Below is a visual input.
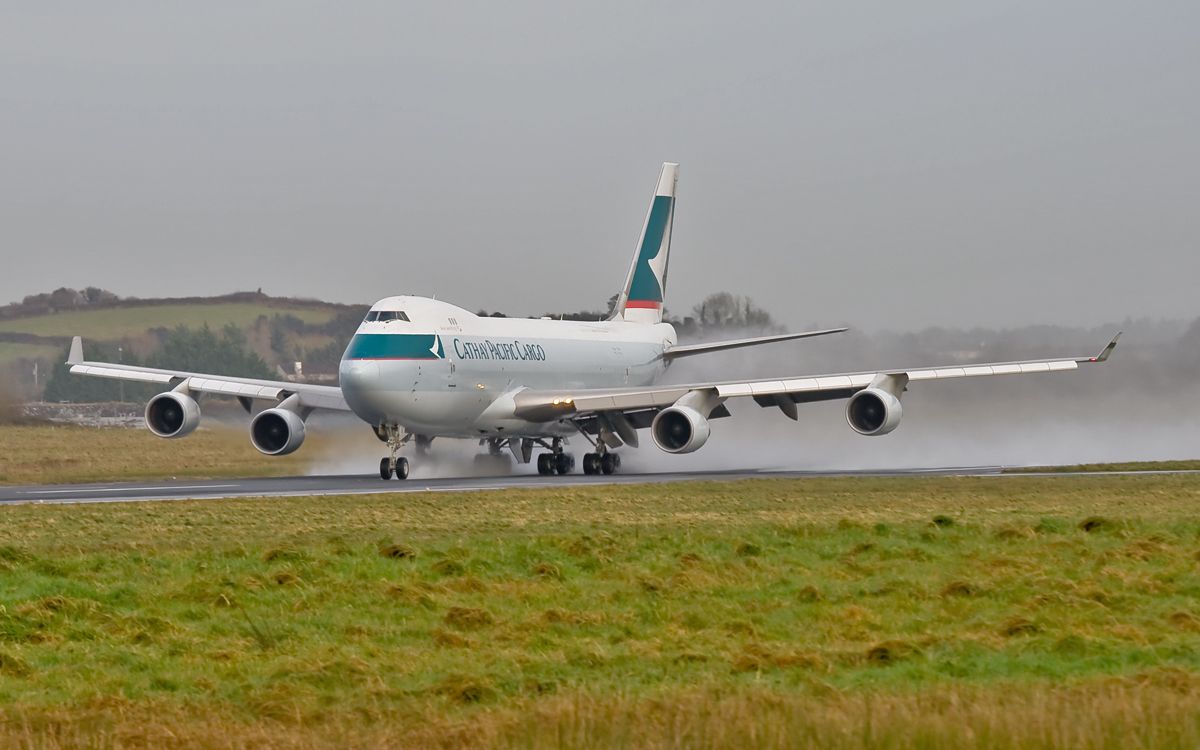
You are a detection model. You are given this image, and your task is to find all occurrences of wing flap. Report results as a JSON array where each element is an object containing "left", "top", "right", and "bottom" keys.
[{"left": 70, "top": 364, "right": 174, "bottom": 385}]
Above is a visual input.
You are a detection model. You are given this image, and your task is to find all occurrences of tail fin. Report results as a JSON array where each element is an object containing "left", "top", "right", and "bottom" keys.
[{"left": 612, "top": 162, "right": 678, "bottom": 324}]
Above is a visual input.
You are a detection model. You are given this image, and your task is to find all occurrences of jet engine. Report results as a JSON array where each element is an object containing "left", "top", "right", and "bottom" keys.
[
  {"left": 144, "top": 392, "right": 201, "bottom": 438},
  {"left": 846, "top": 388, "right": 903, "bottom": 436},
  {"left": 651, "top": 405, "right": 711, "bottom": 454},
  {"left": 250, "top": 407, "right": 307, "bottom": 456}
]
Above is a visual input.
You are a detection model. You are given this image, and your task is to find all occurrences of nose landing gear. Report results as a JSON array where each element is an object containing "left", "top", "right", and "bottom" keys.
[
  {"left": 380, "top": 456, "right": 410, "bottom": 480},
  {"left": 378, "top": 423, "right": 411, "bottom": 480}
]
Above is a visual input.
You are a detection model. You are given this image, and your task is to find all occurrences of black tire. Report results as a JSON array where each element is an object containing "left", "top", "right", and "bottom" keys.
[
  {"left": 555, "top": 453, "right": 574, "bottom": 475},
  {"left": 583, "top": 453, "right": 600, "bottom": 475},
  {"left": 537, "top": 453, "right": 554, "bottom": 475},
  {"left": 601, "top": 453, "right": 618, "bottom": 475},
  {"left": 395, "top": 457, "right": 410, "bottom": 480},
  {"left": 379, "top": 458, "right": 393, "bottom": 480}
]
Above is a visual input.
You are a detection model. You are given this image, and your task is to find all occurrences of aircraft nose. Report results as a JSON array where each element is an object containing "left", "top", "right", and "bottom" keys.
[
  {"left": 339, "top": 358, "right": 386, "bottom": 423},
  {"left": 340, "top": 359, "right": 380, "bottom": 391}
]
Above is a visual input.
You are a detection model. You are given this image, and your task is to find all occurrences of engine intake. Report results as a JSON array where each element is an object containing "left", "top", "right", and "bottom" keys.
[
  {"left": 846, "top": 388, "right": 903, "bottom": 436},
  {"left": 250, "top": 408, "right": 307, "bottom": 456},
  {"left": 145, "top": 392, "right": 201, "bottom": 438},
  {"left": 651, "top": 405, "right": 711, "bottom": 454}
]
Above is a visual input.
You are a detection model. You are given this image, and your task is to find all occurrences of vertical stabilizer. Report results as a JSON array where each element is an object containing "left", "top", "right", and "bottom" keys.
[{"left": 613, "top": 162, "right": 677, "bottom": 324}]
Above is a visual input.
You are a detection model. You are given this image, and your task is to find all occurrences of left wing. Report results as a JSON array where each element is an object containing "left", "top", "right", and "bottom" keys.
[
  {"left": 511, "top": 333, "right": 1121, "bottom": 439},
  {"left": 662, "top": 327, "right": 848, "bottom": 360},
  {"left": 66, "top": 336, "right": 349, "bottom": 411}
]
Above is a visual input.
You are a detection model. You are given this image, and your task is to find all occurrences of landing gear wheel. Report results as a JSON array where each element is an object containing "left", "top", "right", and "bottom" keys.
[
  {"left": 601, "top": 453, "right": 619, "bottom": 475},
  {"left": 555, "top": 453, "right": 575, "bottom": 475},
  {"left": 380, "top": 424, "right": 410, "bottom": 481},
  {"left": 582, "top": 453, "right": 601, "bottom": 475},
  {"left": 537, "top": 453, "right": 554, "bottom": 475}
]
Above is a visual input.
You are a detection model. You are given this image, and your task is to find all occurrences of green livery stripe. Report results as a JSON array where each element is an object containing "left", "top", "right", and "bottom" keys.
[
  {"left": 627, "top": 194, "right": 673, "bottom": 303},
  {"left": 343, "top": 333, "right": 442, "bottom": 360}
]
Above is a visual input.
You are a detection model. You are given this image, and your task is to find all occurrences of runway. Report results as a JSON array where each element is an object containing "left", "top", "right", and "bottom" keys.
[
  {"left": 0, "top": 466, "right": 1016, "bottom": 505},
  {"left": 3, "top": 464, "right": 1194, "bottom": 505}
]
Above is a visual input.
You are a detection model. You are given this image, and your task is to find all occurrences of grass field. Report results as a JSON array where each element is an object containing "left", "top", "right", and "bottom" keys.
[
  {"left": 1010, "top": 460, "right": 1200, "bottom": 473},
  {"left": 0, "top": 424, "right": 335, "bottom": 485},
  {"left": 0, "top": 474, "right": 1198, "bottom": 748},
  {"left": 0, "top": 341, "right": 62, "bottom": 363},
  {"left": 0, "top": 302, "right": 339, "bottom": 340}
]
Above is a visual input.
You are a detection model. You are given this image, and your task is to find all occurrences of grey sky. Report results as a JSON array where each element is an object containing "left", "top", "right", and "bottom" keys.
[{"left": 2, "top": 1, "right": 1196, "bottom": 330}]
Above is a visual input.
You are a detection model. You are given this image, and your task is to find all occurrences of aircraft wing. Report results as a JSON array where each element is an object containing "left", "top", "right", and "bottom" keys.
[
  {"left": 512, "top": 333, "right": 1121, "bottom": 438},
  {"left": 65, "top": 336, "right": 350, "bottom": 411},
  {"left": 661, "top": 327, "right": 848, "bottom": 360}
]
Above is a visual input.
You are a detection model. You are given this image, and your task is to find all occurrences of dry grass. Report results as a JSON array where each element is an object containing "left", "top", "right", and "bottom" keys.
[
  {"left": 0, "top": 424, "right": 339, "bottom": 484},
  {"left": 1009, "top": 459, "right": 1200, "bottom": 473},
  {"left": 0, "top": 474, "right": 1198, "bottom": 747},
  {"left": 1, "top": 679, "right": 1197, "bottom": 749}
]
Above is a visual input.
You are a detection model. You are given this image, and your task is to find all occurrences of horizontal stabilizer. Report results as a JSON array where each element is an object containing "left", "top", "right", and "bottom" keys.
[{"left": 662, "top": 327, "right": 848, "bottom": 361}]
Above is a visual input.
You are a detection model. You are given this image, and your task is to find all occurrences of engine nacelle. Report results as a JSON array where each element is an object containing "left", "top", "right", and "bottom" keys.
[
  {"left": 145, "top": 392, "right": 201, "bottom": 438},
  {"left": 846, "top": 388, "right": 903, "bottom": 436},
  {"left": 651, "top": 405, "right": 712, "bottom": 454},
  {"left": 250, "top": 408, "right": 307, "bottom": 456}
]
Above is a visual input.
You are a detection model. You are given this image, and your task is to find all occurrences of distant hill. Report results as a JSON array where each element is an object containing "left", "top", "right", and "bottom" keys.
[{"left": 0, "top": 288, "right": 367, "bottom": 399}]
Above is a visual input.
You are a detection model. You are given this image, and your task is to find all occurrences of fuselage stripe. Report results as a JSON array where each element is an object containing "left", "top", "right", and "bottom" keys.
[{"left": 342, "top": 333, "right": 442, "bottom": 361}]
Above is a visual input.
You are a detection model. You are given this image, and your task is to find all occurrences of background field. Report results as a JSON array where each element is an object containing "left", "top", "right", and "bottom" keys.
[
  {"left": 0, "top": 474, "right": 1197, "bottom": 748},
  {"left": 0, "top": 424, "right": 340, "bottom": 485},
  {"left": 0, "top": 302, "right": 338, "bottom": 340},
  {"left": 0, "top": 294, "right": 361, "bottom": 401}
]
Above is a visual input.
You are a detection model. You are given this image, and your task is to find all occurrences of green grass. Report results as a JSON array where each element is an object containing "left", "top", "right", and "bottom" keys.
[
  {"left": 0, "top": 475, "right": 1198, "bottom": 747},
  {"left": 0, "top": 341, "right": 62, "bottom": 373},
  {"left": 0, "top": 341, "right": 62, "bottom": 362},
  {"left": 0, "top": 302, "right": 338, "bottom": 339}
]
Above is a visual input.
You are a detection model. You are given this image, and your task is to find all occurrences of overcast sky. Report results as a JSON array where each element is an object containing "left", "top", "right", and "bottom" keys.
[{"left": 1, "top": 1, "right": 1196, "bottom": 330}]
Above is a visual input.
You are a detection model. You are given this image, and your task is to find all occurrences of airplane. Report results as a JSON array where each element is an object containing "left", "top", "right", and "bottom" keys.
[{"left": 66, "top": 162, "right": 1121, "bottom": 480}]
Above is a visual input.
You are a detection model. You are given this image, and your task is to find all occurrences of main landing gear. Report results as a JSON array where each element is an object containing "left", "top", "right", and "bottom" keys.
[
  {"left": 536, "top": 452, "right": 575, "bottom": 475},
  {"left": 378, "top": 423, "right": 411, "bottom": 480},
  {"left": 533, "top": 438, "right": 622, "bottom": 476},
  {"left": 535, "top": 437, "right": 575, "bottom": 475},
  {"left": 582, "top": 451, "right": 620, "bottom": 475}
]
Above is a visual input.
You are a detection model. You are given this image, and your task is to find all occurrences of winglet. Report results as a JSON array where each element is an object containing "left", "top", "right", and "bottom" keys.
[
  {"left": 67, "top": 336, "right": 83, "bottom": 365},
  {"left": 1089, "top": 332, "right": 1121, "bottom": 363}
]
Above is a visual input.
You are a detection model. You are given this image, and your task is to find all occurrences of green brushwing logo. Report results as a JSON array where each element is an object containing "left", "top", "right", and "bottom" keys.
[{"left": 627, "top": 195, "right": 673, "bottom": 305}]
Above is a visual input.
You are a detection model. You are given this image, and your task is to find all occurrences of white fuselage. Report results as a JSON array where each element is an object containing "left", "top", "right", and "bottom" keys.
[{"left": 338, "top": 296, "right": 676, "bottom": 438}]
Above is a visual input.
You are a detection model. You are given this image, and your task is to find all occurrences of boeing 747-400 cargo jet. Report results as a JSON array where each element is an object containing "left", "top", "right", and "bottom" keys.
[{"left": 67, "top": 163, "right": 1120, "bottom": 479}]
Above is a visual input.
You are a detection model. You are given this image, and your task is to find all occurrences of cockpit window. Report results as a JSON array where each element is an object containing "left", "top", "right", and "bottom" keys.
[{"left": 365, "top": 310, "right": 410, "bottom": 323}]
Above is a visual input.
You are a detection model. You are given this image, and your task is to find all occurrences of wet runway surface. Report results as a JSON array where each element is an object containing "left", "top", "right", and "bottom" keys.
[
  {"left": 2, "top": 465, "right": 1194, "bottom": 505},
  {"left": 0, "top": 466, "right": 1007, "bottom": 505}
]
